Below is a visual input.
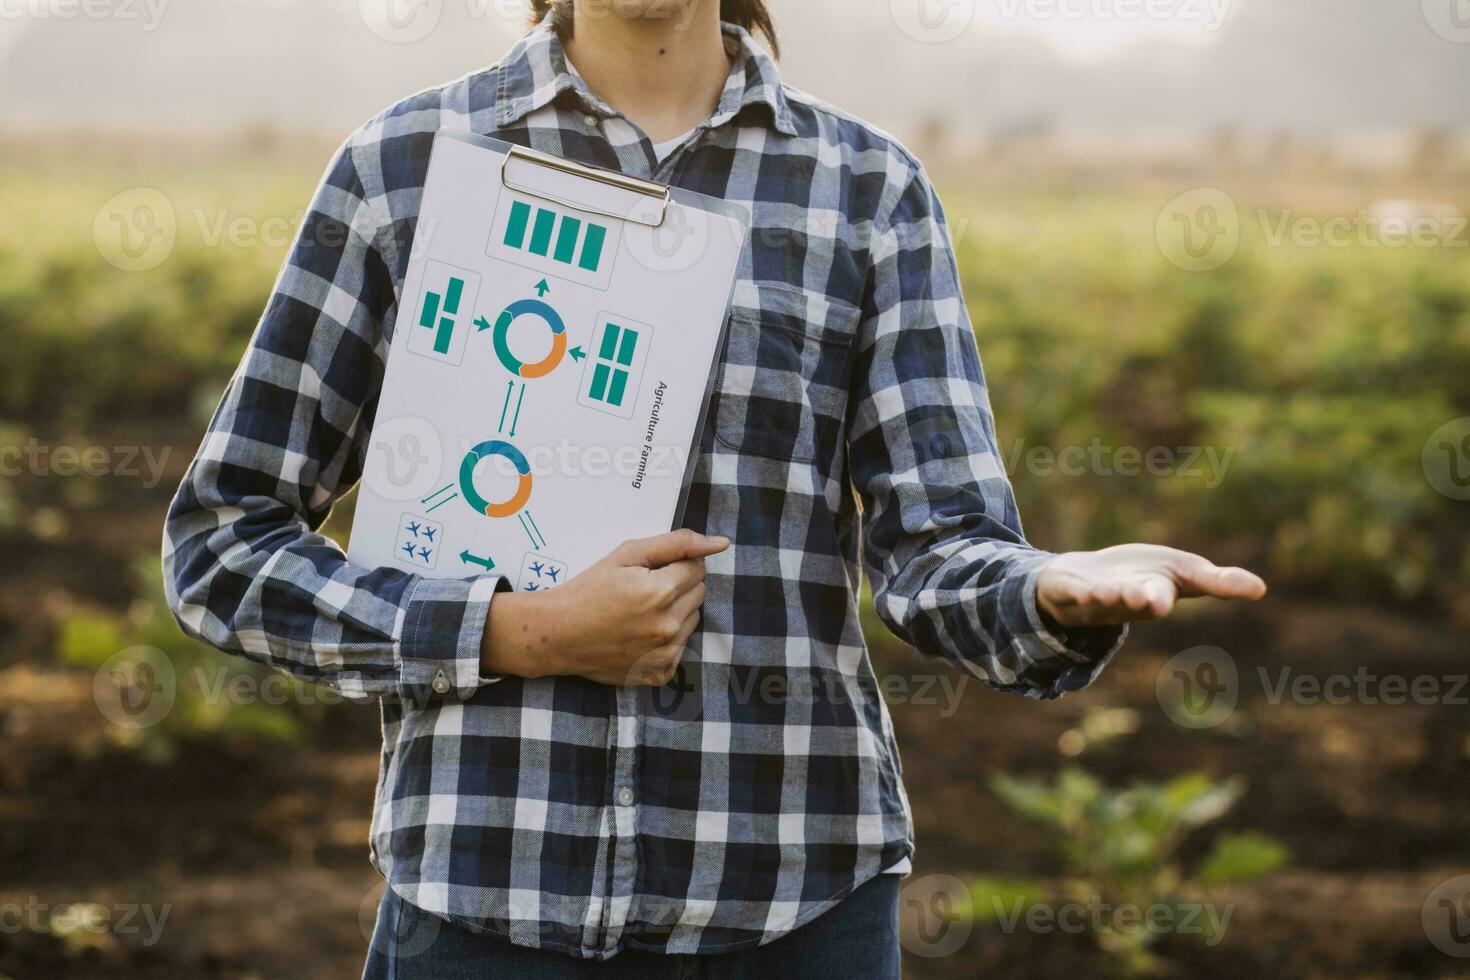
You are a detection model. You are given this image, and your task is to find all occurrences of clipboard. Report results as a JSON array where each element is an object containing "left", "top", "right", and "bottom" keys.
[{"left": 347, "top": 130, "right": 749, "bottom": 595}]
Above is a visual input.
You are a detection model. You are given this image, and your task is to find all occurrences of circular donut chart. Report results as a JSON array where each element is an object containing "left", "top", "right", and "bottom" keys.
[
  {"left": 493, "top": 298, "right": 567, "bottom": 379},
  {"left": 459, "top": 440, "right": 533, "bottom": 519}
]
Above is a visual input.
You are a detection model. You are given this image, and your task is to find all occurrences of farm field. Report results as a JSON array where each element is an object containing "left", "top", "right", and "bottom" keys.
[{"left": 0, "top": 133, "right": 1466, "bottom": 978}]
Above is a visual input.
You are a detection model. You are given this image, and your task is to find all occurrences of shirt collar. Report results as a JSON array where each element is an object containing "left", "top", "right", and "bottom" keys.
[{"left": 495, "top": 16, "right": 797, "bottom": 137}]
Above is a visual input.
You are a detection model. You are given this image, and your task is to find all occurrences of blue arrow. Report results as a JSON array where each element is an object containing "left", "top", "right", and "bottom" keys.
[
  {"left": 569, "top": 346, "right": 586, "bottom": 362},
  {"left": 475, "top": 315, "right": 492, "bottom": 332},
  {"left": 534, "top": 279, "right": 550, "bottom": 297}
]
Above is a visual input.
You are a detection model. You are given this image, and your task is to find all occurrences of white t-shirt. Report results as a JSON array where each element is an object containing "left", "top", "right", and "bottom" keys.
[{"left": 651, "top": 130, "right": 694, "bottom": 164}]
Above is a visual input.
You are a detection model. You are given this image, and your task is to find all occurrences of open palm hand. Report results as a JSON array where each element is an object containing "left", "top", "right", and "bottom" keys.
[{"left": 1037, "top": 544, "right": 1267, "bottom": 628}]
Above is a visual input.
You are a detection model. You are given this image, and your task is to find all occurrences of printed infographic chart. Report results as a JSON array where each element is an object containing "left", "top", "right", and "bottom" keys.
[{"left": 349, "top": 131, "right": 747, "bottom": 596}]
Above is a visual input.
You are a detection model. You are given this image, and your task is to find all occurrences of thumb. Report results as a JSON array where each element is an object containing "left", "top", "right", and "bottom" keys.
[
  {"left": 1170, "top": 553, "right": 1268, "bottom": 600},
  {"left": 616, "top": 529, "right": 730, "bottom": 568}
]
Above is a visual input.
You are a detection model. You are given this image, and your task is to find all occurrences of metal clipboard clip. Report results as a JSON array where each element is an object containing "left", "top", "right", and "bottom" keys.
[{"left": 500, "top": 144, "right": 671, "bottom": 229}]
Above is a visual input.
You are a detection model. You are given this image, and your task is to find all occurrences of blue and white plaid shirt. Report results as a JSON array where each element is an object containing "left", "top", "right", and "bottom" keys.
[{"left": 164, "top": 19, "right": 1124, "bottom": 960}]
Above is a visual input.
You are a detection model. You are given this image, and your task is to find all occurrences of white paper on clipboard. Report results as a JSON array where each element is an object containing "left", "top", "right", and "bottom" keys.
[{"left": 348, "top": 130, "right": 749, "bottom": 594}]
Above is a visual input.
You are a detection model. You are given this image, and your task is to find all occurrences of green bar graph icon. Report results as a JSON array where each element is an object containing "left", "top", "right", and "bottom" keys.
[
  {"left": 408, "top": 261, "right": 480, "bottom": 366},
  {"left": 598, "top": 324, "right": 620, "bottom": 361},
  {"left": 501, "top": 198, "right": 609, "bottom": 274},
  {"left": 418, "top": 276, "right": 465, "bottom": 355},
  {"left": 587, "top": 322, "right": 639, "bottom": 408},
  {"left": 554, "top": 216, "right": 581, "bottom": 264},
  {"left": 529, "top": 207, "right": 556, "bottom": 256},
  {"left": 578, "top": 314, "right": 650, "bottom": 418},
  {"left": 504, "top": 201, "right": 531, "bottom": 249},
  {"left": 589, "top": 363, "right": 612, "bottom": 402},
  {"left": 579, "top": 224, "right": 606, "bottom": 272}
]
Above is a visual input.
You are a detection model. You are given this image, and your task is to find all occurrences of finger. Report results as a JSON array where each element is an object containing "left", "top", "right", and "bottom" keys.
[
  {"left": 1041, "top": 568, "right": 1142, "bottom": 627},
  {"left": 1036, "top": 573, "right": 1086, "bottom": 627},
  {"left": 666, "top": 581, "right": 708, "bottom": 625},
  {"left": 670, "top": 606, "right": 701, "bottom": 649},
  {"left": 1046, "top": 573, "right": 1091, "bottom": 609},
  {"left": 617, "top": 529, "right": 730, "bottom": 568},
  {"left": 1090, "top": 576, "right": 1123, "bottom": 607},
  {"left": 1214, "top": 566, "right": 1268, "bottom": 599},
  {"left": 1103, "top": 578, "right": 1176, "bottom": 622},
  {"left": 652, "top": 556, "right": 707, "bottom": 597},
  {"left": 1172, "top": 556, "right": 1267, "bottom": 601},
  {"left": 1142, "top": 577, "right": 1177, "bottom": 618},
  {"left": 637, "top": 608, "right": 702, "bottom": 685},
  {"left": 625, "top": 650, "right": 679, "bottom": 687},
  {"left": 1120, "top": 579, "right": 1157, "bottom": 616}
]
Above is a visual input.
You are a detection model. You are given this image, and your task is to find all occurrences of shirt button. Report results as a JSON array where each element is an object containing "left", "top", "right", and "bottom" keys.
[
  {"left": 431, "top": 670, "right": 451, "bottom": 695},
  {"left": 616, "top": 786, "right": 635, "bottom": 807},
  {"left": 583, "top": 113, "right": 599, "bottom": 128}
]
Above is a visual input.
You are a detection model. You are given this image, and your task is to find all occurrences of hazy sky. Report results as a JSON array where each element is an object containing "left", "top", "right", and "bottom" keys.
[{"left": 2, "top": 0, "right": 1467, "bottom": 140}]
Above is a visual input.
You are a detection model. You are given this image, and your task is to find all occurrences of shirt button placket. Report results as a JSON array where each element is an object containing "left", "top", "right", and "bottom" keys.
[{"left": 601, "top": 687, "right": 642, "bottom": 952}]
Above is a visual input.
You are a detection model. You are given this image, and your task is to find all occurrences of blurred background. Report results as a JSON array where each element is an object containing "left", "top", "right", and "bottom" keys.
[{"left": 1, "top": 0, "right": 1467, "bottom": 977}]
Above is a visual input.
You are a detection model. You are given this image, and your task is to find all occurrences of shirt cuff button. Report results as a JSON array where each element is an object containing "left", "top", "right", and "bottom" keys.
[{"left": 431, "top": 669, "right": 451, "bottom": 695}]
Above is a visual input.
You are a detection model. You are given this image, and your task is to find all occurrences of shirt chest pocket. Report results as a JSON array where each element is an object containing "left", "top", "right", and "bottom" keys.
[{"left": 713, "top": 284, "right": 860, "bottom": 466}]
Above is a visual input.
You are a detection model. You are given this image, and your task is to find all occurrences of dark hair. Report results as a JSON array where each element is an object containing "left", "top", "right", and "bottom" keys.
[{"left": 529, "top": 0, "right": 779, "bottom": 58}]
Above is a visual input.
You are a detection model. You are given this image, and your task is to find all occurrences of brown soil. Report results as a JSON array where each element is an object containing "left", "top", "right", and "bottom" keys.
[{"left": 2, "top": 437, "right": 1467, "bottom": 979}]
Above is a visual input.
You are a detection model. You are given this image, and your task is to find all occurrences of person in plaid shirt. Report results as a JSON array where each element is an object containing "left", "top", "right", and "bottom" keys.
[{"left": 163, "top": 1, "right": 1266, "bottom": 976}]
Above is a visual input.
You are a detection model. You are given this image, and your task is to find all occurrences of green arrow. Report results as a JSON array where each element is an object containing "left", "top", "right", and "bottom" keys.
[
  {"left": 534, "top": 279, "right": 550, "bottom": 297},
  {"left": 460, "top": 550, "right": 495, "bottom": 571},
  {"left": 475, "top": 315, "right": 492, "bottom": 332},
  {"left": 569, "top": 345, "right": 586, "bottom": 362},
  {"left": 498, "top": 381, "right": 513, "bottom": 432}
]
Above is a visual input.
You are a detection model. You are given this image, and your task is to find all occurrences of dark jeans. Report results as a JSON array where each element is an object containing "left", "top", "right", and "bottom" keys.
[{"left": 362, "top": 875, "right": 901, "bottom": 980}]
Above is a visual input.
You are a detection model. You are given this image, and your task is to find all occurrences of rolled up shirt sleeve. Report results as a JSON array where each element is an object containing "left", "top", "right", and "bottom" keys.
[
  {"left": 849, "top": 162, "right": 1126, "bottom": 700},
  {"left": 162, "top": 133, "right": 504, "bottom": 702}
]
